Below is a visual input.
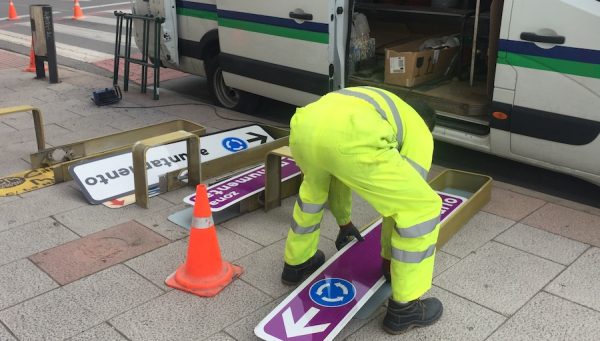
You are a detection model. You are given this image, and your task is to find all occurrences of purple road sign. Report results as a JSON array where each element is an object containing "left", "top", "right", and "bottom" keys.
[
  {"left": 439, "top": 192, "right": 465, "bottom": 221},
  {"left": 257, "top": 220, "right": 384, "bottom": 341},
  {"left": 255, "top": 191, "right": 466, "bottom": 341},
  {"left": 183, "top": 158, "right": 301, "bottom": 212}
]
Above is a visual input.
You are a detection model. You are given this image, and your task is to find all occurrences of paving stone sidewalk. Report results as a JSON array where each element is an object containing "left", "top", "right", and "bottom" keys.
[{"left": 1, "top": 49, "right": 600, "bottom": 341}]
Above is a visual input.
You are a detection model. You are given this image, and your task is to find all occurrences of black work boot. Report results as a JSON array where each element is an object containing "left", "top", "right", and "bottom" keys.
[
  {"left": 281, "top": 250, "right": 325, "bottom": 285},
  {"left": 383, "top": 297, "right": 443, "bottom": 334}
]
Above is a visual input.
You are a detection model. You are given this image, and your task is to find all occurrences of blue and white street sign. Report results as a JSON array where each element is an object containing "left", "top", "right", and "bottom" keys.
[
  {"left": 222, "top": 137, "right": 248, "bottom": 152},
  {"left": 309, "top": 278, "right": 356, "bottom": 308},
  {"left": 70, "top": 125, "right": 274, "bottom": 204}
]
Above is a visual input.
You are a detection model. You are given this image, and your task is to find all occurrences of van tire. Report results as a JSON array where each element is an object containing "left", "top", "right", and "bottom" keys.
[{"left": 205, "top": 55, "right": 261, "bottom": 114}]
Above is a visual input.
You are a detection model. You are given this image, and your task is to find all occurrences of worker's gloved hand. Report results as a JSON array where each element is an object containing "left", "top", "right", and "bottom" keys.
[{"left": 335, "top": 222, "right": 365, "bottom": 250}]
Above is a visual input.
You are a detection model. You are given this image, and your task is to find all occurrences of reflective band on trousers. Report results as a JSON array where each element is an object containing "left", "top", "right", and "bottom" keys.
[
  {"left": 336, "top": 88, "right": 403, "bottom": 145},
  {"left": 392, "top": 244, "right": 436, "bottom": 263},
  {"left": 296, "top": 197, "right": 325, "bottom": 214},
  {"left": 191, "top": 216, "right": 214, "bottom": 229},
  {"left": 395, "top": 215, "right": 439, "bottom": 238},
  {"left": 291, "top": 220, "right": 320, "bottom": 234},
  {"left": 403, "top": 156, "right": 428, "bottom": 180}
]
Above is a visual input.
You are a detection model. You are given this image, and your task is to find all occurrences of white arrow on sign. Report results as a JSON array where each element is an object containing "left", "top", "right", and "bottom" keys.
[
  {"left": 282, "top": 307, "right": 330, "bottom": 338},
  {"left": 315, "top": 281, "right": 350, "bottom": 304}
]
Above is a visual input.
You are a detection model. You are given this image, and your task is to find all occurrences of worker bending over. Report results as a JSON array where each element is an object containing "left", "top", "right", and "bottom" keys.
[{"left": 281, "top": 86, "right": 443, "bottom": 334}]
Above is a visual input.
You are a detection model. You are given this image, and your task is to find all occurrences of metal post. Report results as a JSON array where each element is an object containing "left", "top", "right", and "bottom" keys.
[
  {"left": 113, "top": 12, "right": 123, "bottom": 86},
  {"left": 141, "top": 17, "right": 149, "bottom": 93},
  {"left": 132, "top": 131, "right": 201, "bottom": 208},
  {"left": 0, "top": 105, "right": 46, "bottom": 151},
  {"left": 153, "top": 17, "right": 162, "bottom": 100},
  {"left": 123, "top": 15, "right": 132, "bottom": 91},
  {"left": 41, "top": 6, "right": 58, "bottom": 83},
  {"left": 40, "top": 7, "right": 58, "bottom": 83},
  {"left": 30, "top": 5, "right": 59, "bottom": 83}
]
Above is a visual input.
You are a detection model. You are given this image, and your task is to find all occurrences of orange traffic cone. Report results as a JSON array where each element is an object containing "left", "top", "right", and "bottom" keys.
[
  {"left": 24, "top": 39, "right": 46, "bottom": 73},
  {"left": 72, "top": 0, "right": 84, "bottom": 20},
  {"left": 24, "top": 45, "right": 36, "bottom": 72},
  {"left": 8, "top": 0, "right": 19, "bottom": 20},
  {"left": 165, "top": 184, "right": 243, "bottom": 297}
]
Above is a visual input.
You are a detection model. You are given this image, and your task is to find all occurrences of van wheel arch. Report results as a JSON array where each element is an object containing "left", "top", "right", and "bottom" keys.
[{"left": 202, "top": 36, "right": 261, "bottom": 114}]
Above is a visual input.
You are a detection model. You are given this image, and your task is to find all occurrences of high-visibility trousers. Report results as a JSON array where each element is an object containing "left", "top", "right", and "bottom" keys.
[{"left": 284, "top": 93, "right": 441, "bottom": 302}]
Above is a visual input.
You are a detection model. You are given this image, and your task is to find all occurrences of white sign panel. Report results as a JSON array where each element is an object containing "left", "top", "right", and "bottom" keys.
[
  {"left": 69, "top": 125, "right": 275, "bottom": 204},
  {"left": 199, "top": 125, "right": 274, "bottom": 161}
]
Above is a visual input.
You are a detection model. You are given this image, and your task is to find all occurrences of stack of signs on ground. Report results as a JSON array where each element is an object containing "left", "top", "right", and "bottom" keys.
[
  {"left": 169, "top": 158, "right": 301, "bottom": 228},
  {"left": 254, "top": 191, "right": 466, "bottom": 341},
  {"left": 183, "top": 157, "right": 300, "bottom": 211},
  {"left": 68, "top": 125, "right": 274, "bottom": 205}
]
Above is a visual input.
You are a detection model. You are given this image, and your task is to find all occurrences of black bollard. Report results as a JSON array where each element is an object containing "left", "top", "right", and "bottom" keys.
[{"left": 30, "top": 5, "right": 59, "bottom": 83}]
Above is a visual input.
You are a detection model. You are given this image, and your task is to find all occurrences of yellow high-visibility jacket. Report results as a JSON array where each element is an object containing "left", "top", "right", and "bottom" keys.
[{"left": 285, "top": 87, "right": 442, "bottom": 301}]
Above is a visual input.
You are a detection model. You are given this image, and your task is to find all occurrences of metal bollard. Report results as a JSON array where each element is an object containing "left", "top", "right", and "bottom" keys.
[{"left": 29, "top": 5, "right": 58, "bottom": 83}]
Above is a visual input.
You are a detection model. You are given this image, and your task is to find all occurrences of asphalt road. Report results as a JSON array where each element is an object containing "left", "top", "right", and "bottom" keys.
[
  {"left": 0, "top": 0, "right": 124, "bottom": 18},
  {"left": 0, "top": 0, "right": 132, "bottom": 78}
]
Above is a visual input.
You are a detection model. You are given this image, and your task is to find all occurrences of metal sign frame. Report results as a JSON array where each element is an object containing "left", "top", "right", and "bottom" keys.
[
  {"left": 161, "top": 125, "right": 291, "bottom": 191},
  {"left": 31, "top": 120, "right": 205, "bottom": 183},
  {"left": 67, "top": 124, "right": 290, "bottom": 205},
  {"left": 132, "top": 130, "right": 200, "bottom": 208},
  {"left": 0, "top": 105, "right": 45, "bottom": 151}
]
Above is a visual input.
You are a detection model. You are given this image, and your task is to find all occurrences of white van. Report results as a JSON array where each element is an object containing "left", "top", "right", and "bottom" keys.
[{"left": 131, "top": 0, "right": 600, "bottom": 186}]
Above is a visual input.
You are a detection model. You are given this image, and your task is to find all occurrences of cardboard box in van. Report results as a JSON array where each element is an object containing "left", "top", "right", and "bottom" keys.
[{"left": 384, "top": 37, "right": 458, "bottom": 88}]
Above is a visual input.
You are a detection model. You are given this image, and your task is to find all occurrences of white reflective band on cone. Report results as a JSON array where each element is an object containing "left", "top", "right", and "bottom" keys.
[{"left": 191, "top": 216, "right": 214, "bottom": 229}]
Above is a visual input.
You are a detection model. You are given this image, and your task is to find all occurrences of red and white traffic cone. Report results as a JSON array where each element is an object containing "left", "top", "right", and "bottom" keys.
[
  {"left": 24, "top": 39, "right": 47, "bottom": 73},
  {"left": 165, "top": 184, "right": 243, "bottom": 297},
  {"left": 24, "top": 45, "right": 36, "bottom": 72},
  {"left": 8, "top": 0, "right": 19, "bottom": 20},
  {"left": 72, "top": 0, "right": 84, "bottom": 20}
]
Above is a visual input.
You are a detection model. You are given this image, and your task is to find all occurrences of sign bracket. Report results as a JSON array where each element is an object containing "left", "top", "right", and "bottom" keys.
[
  {"left": 264, "top": 146, "right": 295, "bottom": 211},
  {"left": 31, "top": 120, "right": 205, "bottom": 183},
  {"left": 132, "top": 130, "right": 200, "bottom": 208},
  {"left": 0, "top": 105, "right": 46, "bottom": 151},
  {"left": 160, "top": 125, "right": 291, "bottom": 191}
]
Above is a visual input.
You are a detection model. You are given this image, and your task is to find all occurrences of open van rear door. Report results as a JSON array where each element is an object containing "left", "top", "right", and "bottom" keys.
[
  {"left": 149, "top": 0, "right": 179, "bottom": 66},
  {"left": 504, "top": 0, "right": 600, "bottom": 177},
  {"left": 216, "top": 0, "right": 344, "bottom": 106}
]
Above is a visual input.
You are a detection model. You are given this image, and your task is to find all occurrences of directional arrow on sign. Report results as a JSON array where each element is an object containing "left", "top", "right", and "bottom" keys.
[
  {"left": 247, "top": 132, "right": 268, "bottom": 144},
  {"left": 282, "top": 307, "right": 330, "bottom": 338}
]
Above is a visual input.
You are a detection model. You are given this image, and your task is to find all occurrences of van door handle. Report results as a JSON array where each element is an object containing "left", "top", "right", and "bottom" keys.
[
  {"left": 289, "top": 11, "right": 313, "bottom": 21},
  {"left": 520, "top": 32, "right": 565, "bottom": 45}
]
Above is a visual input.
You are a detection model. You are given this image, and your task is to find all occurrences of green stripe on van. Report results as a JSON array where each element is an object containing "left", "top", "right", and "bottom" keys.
[
  {"left": 176, "top": 8, "right": 218, "bottom": 20},
  {"left": 499, "top": 52, "right": 600, "bottom": 79},
  {"left": 217, "top": 18, "right": 328, "bottom": 44}
]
